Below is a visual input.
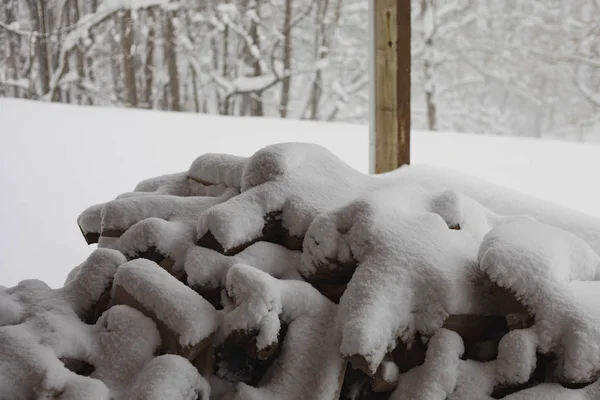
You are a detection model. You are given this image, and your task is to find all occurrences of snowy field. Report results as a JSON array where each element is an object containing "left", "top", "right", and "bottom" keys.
[{"left": 1, "top": 98, "right": 600, "bottom": 288}]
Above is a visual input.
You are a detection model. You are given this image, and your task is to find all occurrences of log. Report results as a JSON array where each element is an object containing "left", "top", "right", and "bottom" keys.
[
  {"left": 113, "top": 284, "right": 213, "bottom": 361},
  {"left": 129, "top": 247, "right": 176, "bottom": 276},
  {"left": 216, "top": 323, "right": 288, "bottom": 385},
  {"left": 198, "top": 212, "right": 285, "bottom": 256}
]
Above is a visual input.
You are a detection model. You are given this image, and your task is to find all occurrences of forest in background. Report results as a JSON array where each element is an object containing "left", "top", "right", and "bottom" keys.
[{"left": 0, "top": 0, "right": 599, "bottom": 142}]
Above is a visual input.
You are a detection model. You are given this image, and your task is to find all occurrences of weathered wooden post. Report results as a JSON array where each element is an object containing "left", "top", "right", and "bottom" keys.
[{"left": 369, "top": 0, "right": 411, "bottom": 173}]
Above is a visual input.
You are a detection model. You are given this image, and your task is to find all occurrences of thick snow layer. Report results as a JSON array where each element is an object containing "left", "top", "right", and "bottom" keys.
[
  {"left": 185, "top": 241, "right": 302, "bottom": 289},
  {"left": 105, "top": 189, "right": 238, "bottom": 273},
  {"left": 303, "top": 182, "right": 509, "bottom": 374},
  {"left": 196, "top": 142, "right": 600, "bottom": 265},
  {"left": 0, "top": 249, "right": 186, "bottom": 399},
  {"left": 393, "top": 165, "right": 600, "bottom": 258},
  {"left": 77, "top": 169, "right": 239, "bottom": 280},
  {"left": 114, "top": 259, "right": 220, "bottom": 347},
  {"left": 390, "top": 328, "right": 540, "bottom": 400},
  {"left": 501, "top": 381, "right": 600, "bottom": 400},
  {"left": 61, "top": 248, "right": 126, "bottom": 317},
  {"left": 221, "top": 264, "right": 345, "bottom": 400},
  {"left": 91, "top": 305, "right": 162, "bottom": 396},
  {"left": 189, "top": 153, "right": 246, "bottom": 189},
  {"left": 128, "top": 355, "right": 211, "bottom": 400},
  {"left": 391, "top": 329, "right": 464, "bottom": 400},
  {"left": 3, "top": 99, "right": 600, "bottom": 286},
  {"left": 198, "top": 143, "right": 386, "bottom": 252},
  {"left": 479, "top": 219, "right": 600, "bottom": 382}
]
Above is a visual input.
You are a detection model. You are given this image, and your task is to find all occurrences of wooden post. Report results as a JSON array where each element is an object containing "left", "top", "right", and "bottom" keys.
[{"left": 370, "top": 0, "right": 411, "bottom": 173}]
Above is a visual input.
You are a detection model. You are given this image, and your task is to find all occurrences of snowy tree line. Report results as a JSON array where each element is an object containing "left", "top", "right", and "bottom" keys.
[{"left": 0, "top": 0, "right": 599, "bottom": 141}]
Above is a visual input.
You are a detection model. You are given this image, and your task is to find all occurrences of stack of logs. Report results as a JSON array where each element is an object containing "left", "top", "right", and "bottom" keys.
[{"left": 76, "top": 199, "right": 543, "bottom": 400}]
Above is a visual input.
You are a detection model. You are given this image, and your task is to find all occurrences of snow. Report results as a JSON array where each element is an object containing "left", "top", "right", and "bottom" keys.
[
  {"left": 221, "top": 264, "right": 345, "bottom": 400},
  {"left": 189, "top": 154, "right": 246, "bottom": 189},
  {"left": 91, "top": 304, "right": 162, "bottom": 396},
  {"left": 2, "top": 99, "right": 600, "bottom": 287},
  {"left": 128, "top": 355, "right": 210, "bottom": 400},
  {"left": 113, "top": 258, "right": 220, "bottom": 348},
  {"left": 0, "top": 249, "right": 180, "bottom": 399},
  {"left": 390, "top": 328, "right": 539, "bottom": 400},
  {"left": 393, "top": 164, "right": 600, "bottom": 257},
  {"left": 4, "top": 99, "right": 600, "bottom": 398},
  {"left": 185, "top": 241, "right": 302, "bottom": 290},
  {"left": 479, "top": 219, "right": 600, "bottom": 383},
  {"left": 391, "top": 329, "right": 464, "bottom": 400},
  {"left": 501, "top": 381, "right": 600, "bottom": 400},
  {"left": 62, "top": 248, "right": 125, "bottom": 317},
  {"left": 198, "top": 142, "right": 381, "bottom": 252},
  {"left": 98, "top": 188, "right": 237, "bottom": 273},
  {"left": 303, "top": 182, "right": 507, "bottom": 374}
]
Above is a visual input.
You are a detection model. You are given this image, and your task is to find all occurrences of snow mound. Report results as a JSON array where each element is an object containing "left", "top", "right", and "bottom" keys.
[
  {"left": 219, "top": 264, "right": 345, "bottom": 400},
  {"left": 0, "top": 250, "right": 203, "bottom": 399},
  {"left": 303, "top": 182, "right": 511, "bottom": 374},
  {"left": 128, "top": 354, "right": 211, "bottom": 400},
  {"left": 5, "top": 142, "right": 600, "bottom": 399},
  {"left": 185, "top": 241, "right": 302, "bottom": 292},
  {"left": 479, "top": 219, "right": 600, "bottom": 383},
  {"left": 113, "top": 258, "right": 220, "bottom": 352},
  {"left": 197, "top": 143, "right": 381, "bottom": 254}
]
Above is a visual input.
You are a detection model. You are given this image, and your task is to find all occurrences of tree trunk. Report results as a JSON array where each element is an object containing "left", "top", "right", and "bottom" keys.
[
  {"left": 221, "top": 21, "right": 230, "bottom": 115},
  {"left": 26, "top": 0, "right": 51, "bottom": 96},
  {"left": 420, "top": 0, "right": 436, "bottom": 131},
  {"left": 306, "top": 0, "right": 342, "bottom": 120},
  {"left": 3, "top": 0, "right": 20, "bottom": 98},
  {"left": 244, "top": 0, "right": 263, "bottom": 116},
  {"left": 306, "top": 0, "right": 328, "bottom": 120},
  {"left": 71, "top": 0, "right": 86, "bottom": 103},
  {"left": 61, "top": 0, "right": 71, "bottom": 103},
  {"left": 142, "top": 10, "right": 155, "bottom": 109},
  {"left": 164, "top": 10, "right": 180, "bottom": 111},
  {"left": 120, "top": 9, "right": 138, "bottom": 107},
  {"left": 278, "top": 0, "right": 293, "bottom": 118}
]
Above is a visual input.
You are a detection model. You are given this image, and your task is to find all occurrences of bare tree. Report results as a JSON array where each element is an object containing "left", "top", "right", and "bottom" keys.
[{"left": 120, "top": 9, "right": 137, "bottom": 107}]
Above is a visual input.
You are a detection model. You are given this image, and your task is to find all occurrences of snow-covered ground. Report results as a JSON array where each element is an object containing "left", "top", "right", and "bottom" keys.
[{"left": 1, "top": 98, "right": 600, "bottom": 288}]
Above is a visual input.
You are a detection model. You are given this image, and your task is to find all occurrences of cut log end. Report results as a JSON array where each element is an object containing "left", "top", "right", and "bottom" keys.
[
  {"left": 100, "top": 229, "right": 125, "bottom": 239},
  {"left": 506, "top": 313, "right": 535, "bottom": 331},
  {"left": 443, "top": 314, "right": 508, "bottom": 344},
  {"left": 197, "top": 231, "right": 228, "bottom": 255},
  {"left": 188, "top": 176, "right": 214, "bottom": 186},
  {"left": 129, "top": 247, "right": 176, "bottom": 275},
  {"left": 79, "top": 225, "right": 100, "bottom": 245},
  {"left": 198, "top": 211, "right": 293, "bottom": 255},
  {"left": 84, "top": 284, "right": 113, "bottom": 325},
  {"left": 370, "top": 359, "right": 399, "bottom": 393},
  {"left": 191, "top": 285, "right": 224, "bottom": 310},
  {"left": 60, "top": 358, "right": 96, "bottom": 377},
  {"left": 216, "top": 322, "right": 288, "bottom": 385},
  {"left": 391, "top": 337, "right": 427, "bottom": 374},
  {"left": 345, "top": 354, "right": 375, "bottom": 377}
]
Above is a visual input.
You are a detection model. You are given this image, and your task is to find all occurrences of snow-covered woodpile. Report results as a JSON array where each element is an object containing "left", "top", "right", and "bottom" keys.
[{"left": 3, "top": 142, "right": 600, "bottom": 399}]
